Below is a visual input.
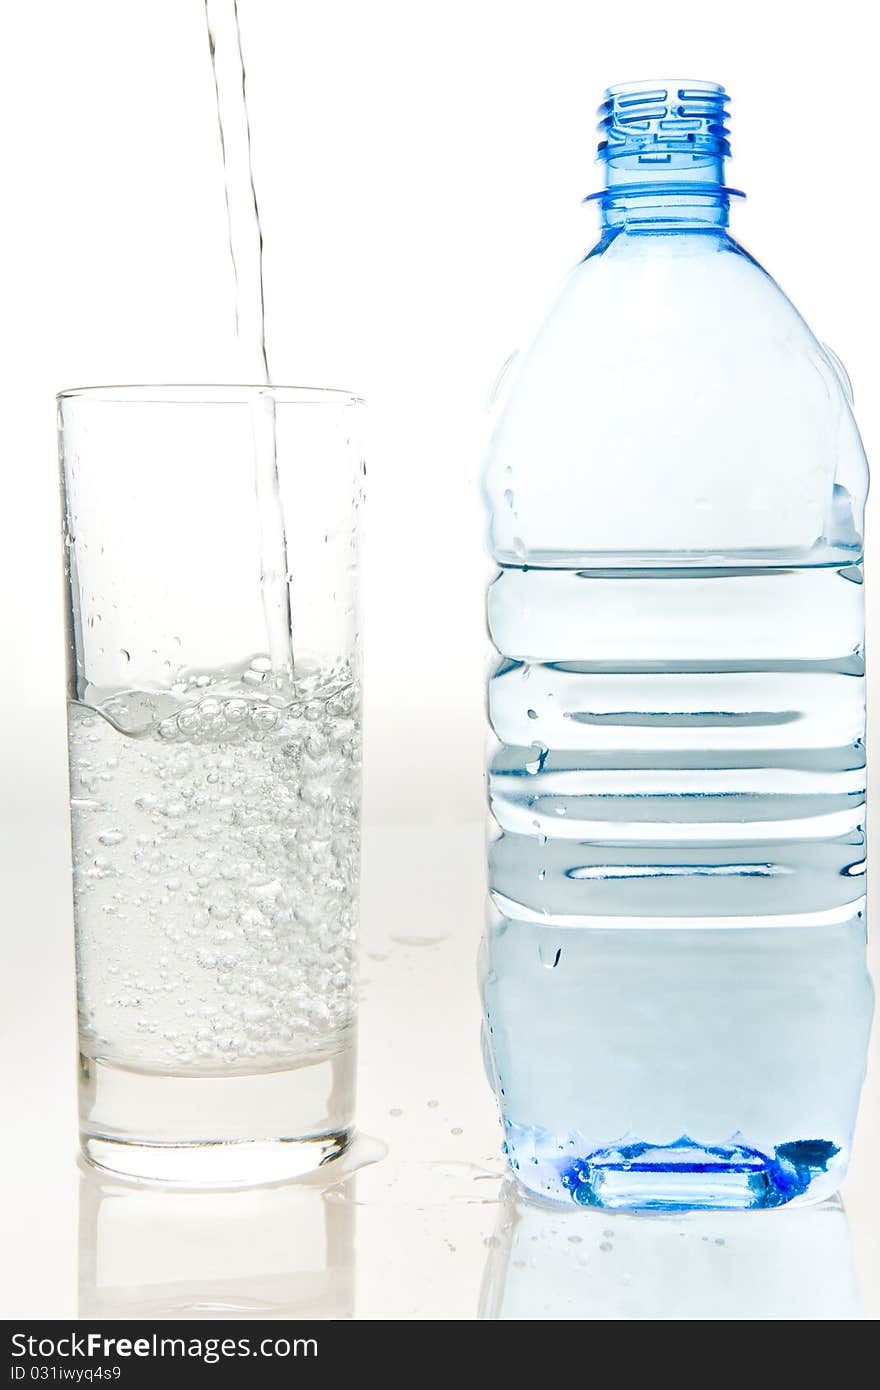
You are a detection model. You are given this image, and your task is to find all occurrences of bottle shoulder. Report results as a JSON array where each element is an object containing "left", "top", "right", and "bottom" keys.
[
  {"left": 544, "top": 225, "right": 821, "bottom": 349},
  {"left": 484, "top": 229, "right": 868, "bottom": 562}
]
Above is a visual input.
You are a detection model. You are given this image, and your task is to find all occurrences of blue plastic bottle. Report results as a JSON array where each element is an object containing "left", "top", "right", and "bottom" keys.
[{"left": 481, "top": 80, "right": 872, "bottom": 1209}]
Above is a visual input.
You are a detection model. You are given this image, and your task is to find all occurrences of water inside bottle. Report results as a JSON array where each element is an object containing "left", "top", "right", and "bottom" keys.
[{"left": 484, "top": 560, "right": 871, "bottom": 1208}]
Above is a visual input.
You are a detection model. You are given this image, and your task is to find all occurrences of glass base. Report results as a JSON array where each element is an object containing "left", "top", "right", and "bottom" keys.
[{"left": 79, "top": 1045, "right": 355, "bottom": 1188}]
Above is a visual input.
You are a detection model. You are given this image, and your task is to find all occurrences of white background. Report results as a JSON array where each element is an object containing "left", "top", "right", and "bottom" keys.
[{"left": 1, "top": 0, "right": 879, "bottom": 1318}]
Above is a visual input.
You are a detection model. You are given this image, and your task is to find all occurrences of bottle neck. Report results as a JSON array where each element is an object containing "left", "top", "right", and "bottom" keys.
[
  {"left": 592, "top": 81, "right": 738, "bottom": 231},
  {"left": 595, "top": 182, "right": 734, "bottom": 231}
]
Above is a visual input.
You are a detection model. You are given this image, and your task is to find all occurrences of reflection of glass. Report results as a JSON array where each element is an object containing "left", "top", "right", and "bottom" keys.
[
  {"left": 479, "top": 1184, "right": 863, "bottom": 1320},
  {"left": 59, "top": 386, "right": 364, "bottom": 1185},
  {"left": 78, "top": 1164, "right": 355, "bottom": 1319}
]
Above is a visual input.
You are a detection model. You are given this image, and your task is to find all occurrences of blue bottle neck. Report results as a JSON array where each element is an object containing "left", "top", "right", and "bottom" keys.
[
  {"left": 591, "top": 81, "right": 738, "bottom": 230},
  {"left": 593, "top": 180, "right": 736, "bottom": 231}
]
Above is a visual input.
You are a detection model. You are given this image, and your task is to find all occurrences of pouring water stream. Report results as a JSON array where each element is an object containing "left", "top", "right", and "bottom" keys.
[{"left": 205, "top": 0, "right": 293, "bottom": 686}]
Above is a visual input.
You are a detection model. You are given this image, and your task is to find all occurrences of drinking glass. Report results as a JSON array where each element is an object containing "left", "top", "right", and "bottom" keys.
[{"left": 58, "top": 385, "right": 364, "bottom": 1185}]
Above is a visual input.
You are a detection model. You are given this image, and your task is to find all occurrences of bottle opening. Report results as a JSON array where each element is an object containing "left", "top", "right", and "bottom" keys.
[{"left": 597, "top": 79, "right": 729, "bottom": 183}]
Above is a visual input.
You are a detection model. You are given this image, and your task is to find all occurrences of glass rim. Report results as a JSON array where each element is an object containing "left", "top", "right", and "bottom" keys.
[{"left": 56, "top": 383, "right": 365, "bottom": 407}]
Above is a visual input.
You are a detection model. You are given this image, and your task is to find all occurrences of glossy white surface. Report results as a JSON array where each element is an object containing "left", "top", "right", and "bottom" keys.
[{"left": 1, "top": 770, "right": 878, "bottom": 1318}]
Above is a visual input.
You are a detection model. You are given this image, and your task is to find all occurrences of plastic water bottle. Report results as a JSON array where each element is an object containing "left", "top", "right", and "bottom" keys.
[{"left": 481, "top": 80, "right": 872, "bottom": 1210}]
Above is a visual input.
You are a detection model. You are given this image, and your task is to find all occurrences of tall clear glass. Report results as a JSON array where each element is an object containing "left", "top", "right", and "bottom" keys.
[{"left": 58, "top": 385, "right": 364, "bottom": 1186}]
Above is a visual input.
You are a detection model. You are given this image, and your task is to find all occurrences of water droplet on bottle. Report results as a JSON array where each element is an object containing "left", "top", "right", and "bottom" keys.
[
  {"left": 119, "top": 649, "right": 130, "bottom": 664},
  {"left": 525, "top": 743, "right": 548, "bottom": 775},
  {"left": 527, "top": 708, "right": 538, "bottom": 720}
]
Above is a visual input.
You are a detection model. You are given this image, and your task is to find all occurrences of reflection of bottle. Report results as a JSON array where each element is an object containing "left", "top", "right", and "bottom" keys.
[
  {"left": 479, "top": 1185, "right": 863, "bottom": 1320},
  {"left": 481, "top": 80, "right": 872, "bottom": 1209},
  {"left": 78, "top": 1166, "right": 354, "bottom": 1319}
]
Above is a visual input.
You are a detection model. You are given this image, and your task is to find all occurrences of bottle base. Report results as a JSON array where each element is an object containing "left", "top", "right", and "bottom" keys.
[
  {"left": 79, "top": 1046, "right": 355, "bottom": 1188},
  {"left": 505, "top": 1129, "right": 845, "bottom": 1211}
]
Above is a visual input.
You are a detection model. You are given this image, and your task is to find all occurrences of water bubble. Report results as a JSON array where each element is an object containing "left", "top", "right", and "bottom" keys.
[
  {"left": 250, "top": 706, "right": 279, "bottom": 733},
  {"left": 527, "top": 708, "right": 538, "bottom": 720},
  {"left": 177, "top": 710, "right": 201, "bottom": 736},
  {"left": 119, "top": 649, "right": 130, "bottom": 664},
  {"left": 97, "top": 829, "right": 126, "bottom": 847}
]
